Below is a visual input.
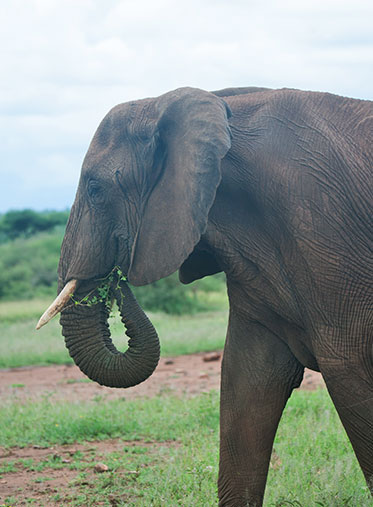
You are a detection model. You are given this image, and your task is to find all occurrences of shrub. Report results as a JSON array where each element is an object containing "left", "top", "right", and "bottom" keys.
[
  {"left": 0, "top": 209, "right": 69, "bottom": 242},
  {"left": 133, "top": 273, "right": 207, "bottom": 314},
  {"left": 0, "top": 233, "right": 63, "bottom": 300}
]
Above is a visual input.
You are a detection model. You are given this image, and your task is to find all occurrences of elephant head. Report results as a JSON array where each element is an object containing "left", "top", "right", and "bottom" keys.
[{"left": 38, "top": 87, "right": 231, "bottom": 388}]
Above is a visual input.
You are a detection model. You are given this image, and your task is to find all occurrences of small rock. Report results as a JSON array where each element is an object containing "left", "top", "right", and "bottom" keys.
[
  {"left": 203, "top": 352, "right": 221, "bottom": 362},
  {"left": 94, "top": 462, "right": 109, "bottom": 473},
  {"left": 175, "top": 368, "right": 186, "bottom": 374},
  {"left": 62, "top": 458, "right": 71, "bottom": 464},
  {"left": 165, "top": 359, "right": 174, "bottom": 365}
]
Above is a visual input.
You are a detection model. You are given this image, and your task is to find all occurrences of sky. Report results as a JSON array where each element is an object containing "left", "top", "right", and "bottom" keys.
[{"left": 1, "top": 0, "right": 372, "bottom": 212}]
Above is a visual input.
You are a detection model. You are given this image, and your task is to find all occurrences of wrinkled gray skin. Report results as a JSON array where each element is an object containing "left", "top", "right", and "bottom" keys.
[{"left": 58, "top": 87, "right": 373, "bottom": 506}]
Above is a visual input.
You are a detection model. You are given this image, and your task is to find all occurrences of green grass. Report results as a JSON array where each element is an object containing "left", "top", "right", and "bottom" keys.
[
  {"left": 0, "top": 392, "right": 218, "bottom": 448},
  {"left": 0, "top": 318, "right": 71, "bottom": 368},
  {"left": 0, "top": 297, "right": 56, "bottom": 324},
  {"left": 0, "top": 299, "right": 228, "bottom": 368},
  {"left": 0, "top": 390, "right": 370, "bottom": 505}
]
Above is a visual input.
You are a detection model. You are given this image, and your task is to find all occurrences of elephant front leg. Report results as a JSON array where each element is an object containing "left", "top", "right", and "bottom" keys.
[{"left": 218, "top": 313, "right": 304, "bottom": 507}]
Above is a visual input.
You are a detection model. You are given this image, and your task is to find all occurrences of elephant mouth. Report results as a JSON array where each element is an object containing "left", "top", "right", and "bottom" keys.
[{"left": 36, "top": 265, "right": 124, "bottom": 331}]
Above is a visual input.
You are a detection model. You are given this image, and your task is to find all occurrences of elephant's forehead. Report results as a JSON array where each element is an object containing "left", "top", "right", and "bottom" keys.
[
  {"left": 81, "top": 108, "right": 158, "bottom": 181},
  {"left": 98, "top": 99, "right": 157, "bottom": 140}
]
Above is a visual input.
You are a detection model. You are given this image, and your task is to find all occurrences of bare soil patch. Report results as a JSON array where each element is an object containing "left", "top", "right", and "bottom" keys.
[
  {"left": 0, "top": 439, "right": 177, "bottom": 506},
  {"left": 0, "top": 352, "right": 324, "bottom": 402}
]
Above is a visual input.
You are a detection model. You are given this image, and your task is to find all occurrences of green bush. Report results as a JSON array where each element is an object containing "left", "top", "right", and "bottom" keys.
[
  {"left": 0, "top": 232, "right": 63, "bottom": 300},
  {"left": 132, "top": 272, "right": 226, "bottom": 315},
  {"left": 0, "top": 209, "right": 69, "bottom": 242}
]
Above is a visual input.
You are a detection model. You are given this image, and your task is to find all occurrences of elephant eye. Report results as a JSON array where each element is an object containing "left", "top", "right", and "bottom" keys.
[{"left": 87, "top": 180, "right": 105, "bottom": 204}]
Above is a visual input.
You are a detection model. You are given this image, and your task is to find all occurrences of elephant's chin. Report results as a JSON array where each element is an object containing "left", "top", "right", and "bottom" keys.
[{"left": 59, "top": 277, "right": 160, "bottom": 388}]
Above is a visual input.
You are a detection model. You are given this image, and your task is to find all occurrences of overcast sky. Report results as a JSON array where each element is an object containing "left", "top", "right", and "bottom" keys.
[{"left": 1, "top": 0, "right": 372, "bottom": 212}]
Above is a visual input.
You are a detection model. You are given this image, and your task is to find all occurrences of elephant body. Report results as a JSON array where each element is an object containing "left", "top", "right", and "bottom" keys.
[{"left": 54, "top": 87, "right": 372, "bottom": 505}]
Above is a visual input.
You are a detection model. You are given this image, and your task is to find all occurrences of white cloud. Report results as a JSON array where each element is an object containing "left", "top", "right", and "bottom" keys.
[{"left": 0, "top": 0, "right": 372, "bottom": 211}]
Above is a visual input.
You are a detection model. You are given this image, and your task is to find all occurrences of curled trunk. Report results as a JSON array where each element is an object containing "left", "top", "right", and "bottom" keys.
[{"left": 60, "top": 279, "right": 160, "bottom": 388}]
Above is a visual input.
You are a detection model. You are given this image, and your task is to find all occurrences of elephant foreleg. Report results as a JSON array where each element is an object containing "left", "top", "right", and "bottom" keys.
[{"left": 218, "top": 310, "right": 304, "bottom": 507}]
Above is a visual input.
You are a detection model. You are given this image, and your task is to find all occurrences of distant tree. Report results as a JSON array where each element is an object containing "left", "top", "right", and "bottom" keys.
[{"left": 0, "top": 209, "right": 69, "bottom": 241}]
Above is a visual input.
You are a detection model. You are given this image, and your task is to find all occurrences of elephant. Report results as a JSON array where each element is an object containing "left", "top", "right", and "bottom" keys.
[{"left": 38, "top": 86, "right": 373, "bottom": 506}]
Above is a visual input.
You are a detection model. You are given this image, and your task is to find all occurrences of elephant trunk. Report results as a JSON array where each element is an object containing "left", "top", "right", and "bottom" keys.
[{"left": 60, "top": 279, "right": 160, "bottom": 388}]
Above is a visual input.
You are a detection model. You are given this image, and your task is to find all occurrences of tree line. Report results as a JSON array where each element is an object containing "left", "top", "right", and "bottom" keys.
[{"left": 0, "top": 209, "right": 70, "bottom": 243}]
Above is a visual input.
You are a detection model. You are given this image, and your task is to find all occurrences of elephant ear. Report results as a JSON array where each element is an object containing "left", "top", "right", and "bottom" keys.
[{"left": 128, "top": 87, "right": 231, "bottom": 286}]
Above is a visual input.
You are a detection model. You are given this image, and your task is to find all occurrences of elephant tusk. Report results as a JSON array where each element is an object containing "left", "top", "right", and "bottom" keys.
[{"left": 36, "top": 279, "right": 77, "bottom": 330}]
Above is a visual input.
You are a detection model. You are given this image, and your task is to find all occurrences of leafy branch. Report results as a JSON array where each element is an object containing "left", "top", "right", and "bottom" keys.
[{"left": 70, "top": 266, "right": 127, "bottom": 312}]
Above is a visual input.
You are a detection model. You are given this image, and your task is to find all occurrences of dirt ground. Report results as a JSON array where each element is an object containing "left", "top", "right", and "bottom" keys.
[
  {"left": 0, "top": 351, "right": 324, "bottom": 402},
  {"left": 0, "top": 353, "right": 324, "bottom": 505},
  {"left": 0, "top": 438, "right": 178, "bottom": 506}
]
